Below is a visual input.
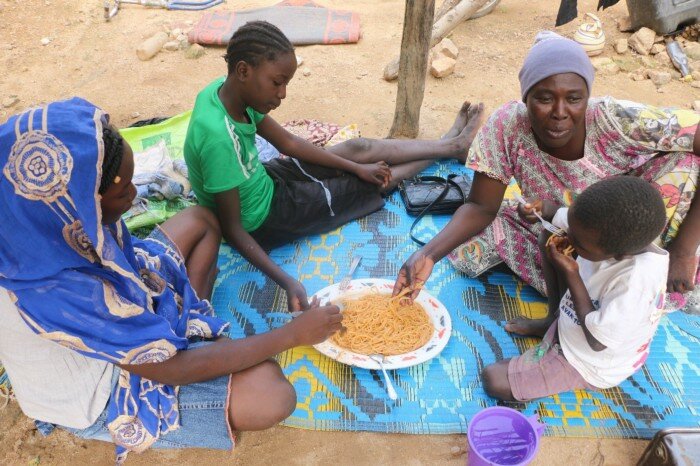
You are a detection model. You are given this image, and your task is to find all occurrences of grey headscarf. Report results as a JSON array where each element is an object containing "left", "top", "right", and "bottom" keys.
[{"left": 518, "top": 31, "right": 594, "bottom": 101}]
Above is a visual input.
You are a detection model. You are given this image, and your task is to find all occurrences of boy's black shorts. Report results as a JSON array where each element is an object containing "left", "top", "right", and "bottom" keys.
[{"left": 250, "top": 158, "right": 385, "bottom": 249}]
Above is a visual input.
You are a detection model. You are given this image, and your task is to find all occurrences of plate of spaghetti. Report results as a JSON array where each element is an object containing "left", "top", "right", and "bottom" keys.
[{"left": 311, "top": 278, "right": 451, "bottom": 370}]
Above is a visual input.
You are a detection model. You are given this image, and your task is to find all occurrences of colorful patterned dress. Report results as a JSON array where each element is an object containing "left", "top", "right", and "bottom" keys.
[{"left": 448, "top": 97, "right": 699, "bottom": 308}]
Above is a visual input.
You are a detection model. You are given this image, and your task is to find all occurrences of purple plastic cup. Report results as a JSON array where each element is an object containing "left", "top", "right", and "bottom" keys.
[{"left": 467, "top": 407, "right": 545, "bottom": 466}]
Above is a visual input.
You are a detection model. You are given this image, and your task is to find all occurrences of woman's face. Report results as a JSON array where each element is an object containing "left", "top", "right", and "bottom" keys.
[
  {"left": 100, "top": 141, "right": 137, "bottom": 225},
  {"left": 526, "top": 73, "right": 589, "bottom": 159}
]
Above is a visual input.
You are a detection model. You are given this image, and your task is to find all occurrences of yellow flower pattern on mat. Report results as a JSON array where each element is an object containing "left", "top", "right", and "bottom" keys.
[{"left": 298, "top": 230, "right": 342, "bottom": 283}]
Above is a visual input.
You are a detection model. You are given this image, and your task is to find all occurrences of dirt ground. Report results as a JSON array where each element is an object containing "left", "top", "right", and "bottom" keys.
[{"left": 0, "top": 0, "right": 697, "bottom": 464}]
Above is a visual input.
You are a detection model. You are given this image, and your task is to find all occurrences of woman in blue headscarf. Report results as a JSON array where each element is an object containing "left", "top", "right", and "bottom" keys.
[{"left": 0, "top": 98, "right": 342, "bottom": 460}]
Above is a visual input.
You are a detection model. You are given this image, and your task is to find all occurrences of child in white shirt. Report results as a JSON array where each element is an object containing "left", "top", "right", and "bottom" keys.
[{"left": 482, "top": 176, "right": 670, "bottom": 401}]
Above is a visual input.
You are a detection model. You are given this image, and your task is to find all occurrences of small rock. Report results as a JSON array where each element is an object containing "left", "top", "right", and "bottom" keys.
[
  {"left": 302, "top": 67, "right": 311, "bottom": 77},
  {"left": 691, "top": 81, "right": 700, "bottom": 89},
  {"left": 630, "top": 71, "right": 647, "bottom": 81},
  {"left": 454, "top": 71, "right": 466, "bottom": 79},
  {"left": 613, "top": 57, "right": 641, "bottom": 72},
  {"left": 693, "top": 100, "right": 700, "bottom": 111},
  {"left": 650, "top": 43, "right": 665, "bottom": 55},
  {"left": 648, "top": 69, "right": 671, "bottom": 86},
  {"left": 692, "top": 70, "right": 700, "bottom": 81},
  {"left": 2, "top": 43, "right": 13, "bottom": 50},
  {"left": 130, "top": 112, "right": 141, "bottom": 119},
  {"left": 450, "top": 445, "right": 463, "bottom": 457},
  {"left": 40, "top": 37, "right": 51, "bottom": 46},
  {"left": 591, "top": 57, "right": 620, "bottom": 75},
  {"left": 654, "top": 35, "right": 665, "bottom": 43},
  {"left": 684, "top": 42, "right": 700, "bottom": 61},
  {"left": 656, "top": 86, "right": 666, "bottom": 93},
  {"left": 628, "top": 27, "right": 656, "bottom": 55},
  {"left": 617, "top": 16, "right": 633, "bottom": 32},
  {"left": 137, "top": 31, "right": 169, "bottom": 61},
  {"left": 640, "top": 56, "right": 657, "bottom": 68},
  {"left": 296, "top": 55, "right": 304, "bottom": 66},
  {"left": 655, "top": 50, "right": 672, "bottom": 66},
  {"left": 591, "top": 56, "right": 613, "bottom": 69},
  {"left": 171, "top": 28, "right": 182, "bottom": 38},
  {"left": 2, "top": 96, "right": 19, "bottom": 108},
  {"left": 163, "top": 41, "right": 180, "bottom": 52},
  {"left": 433, "top": 37, "right": 459, "bottom": 60},
  {"left": 176, "top": 34, "right": 187, "bottom": 43},
  {"left": 430, "top": 56, "right": 456, "bottom": 78},
  {"left": 184, "top": 43, "right": 205, "bottom": 59},
  {"left": 21, "top": 66, "right": 28, "bottom": 72},
  {"left": 614, "top": 38, "right": 628, "bottom": 54}
]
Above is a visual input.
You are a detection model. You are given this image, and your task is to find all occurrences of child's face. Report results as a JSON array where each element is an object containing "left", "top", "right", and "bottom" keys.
[
  {"left": 566, "top": 211, "right": 615, "bottom": 262},
  {"left": 240, "top": 51, "right": 297, "bottom": 114},
  {"left": 100, "top": 141, "right": 136, "bottom": 225}
]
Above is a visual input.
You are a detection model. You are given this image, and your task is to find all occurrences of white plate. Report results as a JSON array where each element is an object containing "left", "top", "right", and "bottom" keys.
[{"left": 311, "top": 278, "right": 451, "bottom": 370}]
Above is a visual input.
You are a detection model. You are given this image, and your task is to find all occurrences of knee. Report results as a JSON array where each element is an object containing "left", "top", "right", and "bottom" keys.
[
  {"left": 193, "top": 206, "right": 222, "bottom": 238},
  {"left": 256, "top": 360, "right": 297, "bottom": 424},
  {"left": 481, "top": 364, "right": 498, "bottom": 398},
  {"left": 481, "top": 363, "right": 511, "bottom": 401},
  {"left": 346, "top": 136, "right": 373, "bottom": 153}
]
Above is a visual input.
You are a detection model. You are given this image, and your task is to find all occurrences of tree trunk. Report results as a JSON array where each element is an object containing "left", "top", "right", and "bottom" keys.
[
  {"left": 383, "top": 0, "right": 489, "bottom": 81},
  {"left": 435, "top": 0, "right": 462, "bottom": 22},
  {"left": 388, "top": 0, "right": 435, "bottom": 139}
]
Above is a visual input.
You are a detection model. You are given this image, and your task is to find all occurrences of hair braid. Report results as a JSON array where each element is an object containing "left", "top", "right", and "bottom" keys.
[
  {"left": 224, "top": 21, "right": 294, "bottom": 73},
  {"left": 99, "top": 124, "right": 124, "bottom": 195}
]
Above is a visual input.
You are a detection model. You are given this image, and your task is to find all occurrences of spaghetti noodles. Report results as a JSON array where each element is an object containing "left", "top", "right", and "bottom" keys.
[
  {"left": 330, "top": 289, "right": 434, "bottom": 356},
  {"left": 546, "top": 233, "right": 575, "bottom": 256}
]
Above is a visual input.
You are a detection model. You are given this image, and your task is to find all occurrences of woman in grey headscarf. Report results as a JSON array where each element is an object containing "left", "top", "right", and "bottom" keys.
[{"left": 394, "top": 31, "right": 700, "bottom": 335}]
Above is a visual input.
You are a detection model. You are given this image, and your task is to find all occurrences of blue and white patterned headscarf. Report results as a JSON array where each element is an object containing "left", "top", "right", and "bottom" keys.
[{"left": 0, "top": 98, "right": 229, "bottom": 458}]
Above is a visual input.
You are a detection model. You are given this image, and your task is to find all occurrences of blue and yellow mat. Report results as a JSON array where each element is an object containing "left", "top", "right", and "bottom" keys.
[{"left": 212, "top": 162, "right": 700, "bottom": 439}]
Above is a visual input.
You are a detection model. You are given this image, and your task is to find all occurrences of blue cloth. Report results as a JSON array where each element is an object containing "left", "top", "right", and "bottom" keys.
[
  {"left": 63, "top": 342, "right": 234, "bottom": 451},
  {"left": 518, "top": 31, "right": 595, "bottom": 101},
  {"left": 0, "top": 98, "right": 229, "bottom": 459}
]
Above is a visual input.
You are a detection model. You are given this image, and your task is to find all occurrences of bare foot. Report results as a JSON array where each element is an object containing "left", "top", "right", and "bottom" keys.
[
  {"left": 504, "top": 316, "right": 553, "bottom": 338},
  {"left": 453, "top": 102, "right": 485, "bottom": 164},
  {"left": 442, "top": 101, "right": 473, "bottom": 140}
]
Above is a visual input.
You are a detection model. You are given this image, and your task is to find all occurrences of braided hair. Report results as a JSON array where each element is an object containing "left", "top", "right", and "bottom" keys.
[
  {"left": 224, "top": 21, "right": 294, "bottom": 74},
  {"left": 99, "top": 124, "right": 124, "bottom": 195}
]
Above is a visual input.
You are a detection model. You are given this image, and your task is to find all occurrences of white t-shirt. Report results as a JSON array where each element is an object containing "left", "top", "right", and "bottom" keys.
[
  {"left": 0, "top": 288, "right": 114, "bottom": 428},
  {"left": 552, "top": 208, "right": 670, "bottom": 389}
]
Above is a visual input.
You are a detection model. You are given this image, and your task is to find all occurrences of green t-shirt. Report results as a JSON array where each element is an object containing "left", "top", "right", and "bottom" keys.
[{"left": 184, "top": 77, "right": 274, "bottom": 232}]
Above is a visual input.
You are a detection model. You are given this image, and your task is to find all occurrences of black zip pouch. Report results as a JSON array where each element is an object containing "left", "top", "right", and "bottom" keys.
[
  {"left": 398, "top": 174, "right": 472, "bottom": 245},
  {"left": 398, "top": 175, "right": 472, "bottom": 215}
]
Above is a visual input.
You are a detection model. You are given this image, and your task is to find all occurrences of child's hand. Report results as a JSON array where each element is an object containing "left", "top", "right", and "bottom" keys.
[
  {"left": 667, "top": 249, "right": 698, "bottom": 293},
  {"left": 283, "top": 279, "right": 309, "bottom": 312},
  {"left": 546, "top": 239, "right": 579, "bottom": 275},
  {"left": 286, "top": 303, "right": 343, "bottom": 346},
  {"left": 355, "top": 161, "right": 391, "bottom": 188},
  {"left": 517, "top": 198, "right": 559, "bottom": 223}
]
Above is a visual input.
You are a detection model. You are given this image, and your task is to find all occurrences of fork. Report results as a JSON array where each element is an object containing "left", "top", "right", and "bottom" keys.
[
  {"left": 514, "top": 193, "right": 566, "bottom": 237},
  {"left": 338, "top": 256, "right": 362, "bottom": 290}
]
